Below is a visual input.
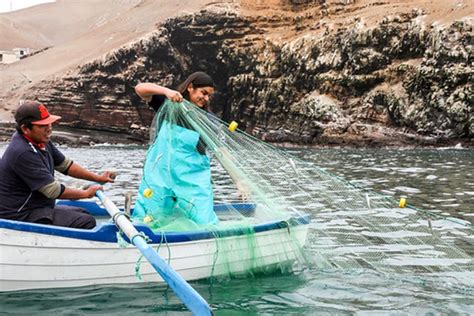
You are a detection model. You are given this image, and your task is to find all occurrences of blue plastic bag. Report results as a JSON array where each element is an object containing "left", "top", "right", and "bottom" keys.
[{"left": 134, "top": 120, "right": 218, "bottom": 225}]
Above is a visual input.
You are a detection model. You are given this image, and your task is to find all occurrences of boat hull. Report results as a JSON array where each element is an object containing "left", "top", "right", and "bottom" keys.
[{"left": 0, "top": 202, "right": 309, "bottom": 291}]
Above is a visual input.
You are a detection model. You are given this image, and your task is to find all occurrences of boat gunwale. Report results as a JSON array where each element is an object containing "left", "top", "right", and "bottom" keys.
[{"left": 0, "top": 201, "right": 310, "bottom": 244}]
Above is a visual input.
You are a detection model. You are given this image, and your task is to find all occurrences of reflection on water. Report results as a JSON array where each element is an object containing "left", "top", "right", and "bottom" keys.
[{"left": 0, "top": 143, "right": 473, "bottom": 314}]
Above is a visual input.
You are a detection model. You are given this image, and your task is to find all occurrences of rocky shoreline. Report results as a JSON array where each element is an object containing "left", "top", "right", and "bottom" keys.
[
  {"left": 0, "top": 122, "right": 142, "bottom": 146},
  {"left": 4, "top": 2, "right": 473, "bottom": 148},
  {"left": 1, "top": 122, "right": 470, "bottom": 148}
]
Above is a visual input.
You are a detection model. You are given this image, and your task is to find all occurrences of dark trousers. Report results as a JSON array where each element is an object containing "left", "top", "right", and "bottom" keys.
[{"left": 25, "top": 205, "right": 96, "bottom": 229}]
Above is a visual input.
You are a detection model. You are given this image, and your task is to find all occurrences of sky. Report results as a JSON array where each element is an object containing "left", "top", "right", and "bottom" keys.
[{"left": 0, "top": 0, "right": 55, "bottom": 13}]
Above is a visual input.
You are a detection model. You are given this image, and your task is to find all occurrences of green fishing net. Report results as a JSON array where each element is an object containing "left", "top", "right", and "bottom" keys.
[
  {"left": 132, "top": 99, "right": 472, "bottom": 289},
  {"left": 131, "top": 99, "right": 309, "bottom": 279}
]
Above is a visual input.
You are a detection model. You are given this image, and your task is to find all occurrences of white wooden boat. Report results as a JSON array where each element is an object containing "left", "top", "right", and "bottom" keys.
[{"left": 0, "top": 200, "right": 309, "bottom": 292}]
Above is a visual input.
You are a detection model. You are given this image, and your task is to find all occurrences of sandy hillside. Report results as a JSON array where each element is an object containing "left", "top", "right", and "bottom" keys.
[
  {"left": 241, "top": 0, "right": 473, "bottom": 38},
  {"left": 0, "top": 1, "right": 143, "bottom": 50},
  {"left": 0, "top": 0, "right": 472, "bottom": 122},
  {"left": 241, "top": 0, "right": 472, "bottom": 22},
  {"left": 0, "top": 0, "right": 215, "bottom": 120}
]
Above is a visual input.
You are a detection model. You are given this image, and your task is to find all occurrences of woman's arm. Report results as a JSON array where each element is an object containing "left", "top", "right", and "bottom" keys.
[
  {"left": 216, "top": 147, "right": 251, "bottom": 201},
  {"left": 135, "top": 83, "right": 183, "bottom": 103}
]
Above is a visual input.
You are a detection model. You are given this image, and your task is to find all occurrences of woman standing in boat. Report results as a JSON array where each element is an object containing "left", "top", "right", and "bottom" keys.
[{"left": 134, "top": 72, "right": 219, "bottom": 225}]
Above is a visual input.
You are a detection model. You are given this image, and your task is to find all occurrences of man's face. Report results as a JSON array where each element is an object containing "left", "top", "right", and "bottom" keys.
[{"left": 23, "top": 124, "right": 53, "bottom": 143}]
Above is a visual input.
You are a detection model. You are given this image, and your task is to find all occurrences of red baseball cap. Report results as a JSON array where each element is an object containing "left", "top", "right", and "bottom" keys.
[{"left": 15, "top": 101, "right": 61, "bottom": 126}]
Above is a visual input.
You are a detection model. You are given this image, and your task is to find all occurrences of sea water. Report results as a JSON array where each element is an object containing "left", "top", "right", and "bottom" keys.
[{"left": 0, "top": 144, "right": 472, "bottom": 314}]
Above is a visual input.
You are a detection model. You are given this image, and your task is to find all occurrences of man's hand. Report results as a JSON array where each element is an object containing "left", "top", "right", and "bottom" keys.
[
  {"left": 97, "top": 171, "right": 116, "bottom": 184},
  {"left": 84, "top": 185, "right": 103, "bottom": 198}
]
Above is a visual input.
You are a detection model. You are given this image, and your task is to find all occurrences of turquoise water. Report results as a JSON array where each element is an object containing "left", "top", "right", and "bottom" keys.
[{"left": 1, "top": 144, "right": 473, "bottom": 314}]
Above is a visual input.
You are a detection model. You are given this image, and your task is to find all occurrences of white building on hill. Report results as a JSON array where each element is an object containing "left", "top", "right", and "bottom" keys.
[{"left": 0, "top": 48, "right": 31, "bottom": 64}]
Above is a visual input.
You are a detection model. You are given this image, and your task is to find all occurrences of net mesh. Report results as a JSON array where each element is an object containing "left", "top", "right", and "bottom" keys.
[{"left": 136, "top": 99, "right": 473, "bottom": 289}]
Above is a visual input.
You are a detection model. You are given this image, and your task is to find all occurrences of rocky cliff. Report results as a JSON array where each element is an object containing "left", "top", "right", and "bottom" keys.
[{"left": 28, "top": 1, "right": 473, "bottom": 146}]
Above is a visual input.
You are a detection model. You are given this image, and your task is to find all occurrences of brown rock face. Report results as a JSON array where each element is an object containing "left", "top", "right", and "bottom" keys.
[{"left": 28, "top": 2, "right": 472, "bottom": 146}]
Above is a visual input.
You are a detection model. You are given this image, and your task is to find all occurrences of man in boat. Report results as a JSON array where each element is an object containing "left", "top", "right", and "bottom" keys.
[{"left": 0, "top": 101, "right": 115, "bottom": 229}]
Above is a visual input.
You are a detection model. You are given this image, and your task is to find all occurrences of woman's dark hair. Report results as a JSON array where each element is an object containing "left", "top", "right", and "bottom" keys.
[{"left": 176, "top": 72, "right": 214, "bottom": 100}]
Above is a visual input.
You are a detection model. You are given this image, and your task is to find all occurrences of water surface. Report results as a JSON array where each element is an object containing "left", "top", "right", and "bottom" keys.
[{"left": 0, "top": 143, "right": 472, "bottom": 314}]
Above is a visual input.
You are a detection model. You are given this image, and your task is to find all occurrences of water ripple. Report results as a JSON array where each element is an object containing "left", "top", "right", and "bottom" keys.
[{"left": 0, "top": 143, "right": 473, "bottom": 314}]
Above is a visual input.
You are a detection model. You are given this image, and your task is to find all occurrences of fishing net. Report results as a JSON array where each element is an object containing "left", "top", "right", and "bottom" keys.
[
  {"left": 132, "top": 99, "right": 309, "bottom": 279},
  {"left": 133, "top": 99, "right": 298, "bottom": 227},
  {"left": 133, "top": 99, "right": 473, "bottom": 289}
]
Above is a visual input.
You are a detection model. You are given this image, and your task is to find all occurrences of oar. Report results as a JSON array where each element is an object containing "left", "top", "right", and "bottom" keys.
[{"left": 95, "top": 190, "right": 212, "bottom": 315}]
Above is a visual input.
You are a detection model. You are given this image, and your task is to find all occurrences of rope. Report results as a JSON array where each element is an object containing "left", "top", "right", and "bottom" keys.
[
  {"left": 133, "top": 232, "right": 153, "bottom": 281},
  {"left": 115, "top": 230, "right": 129, "bottom": 248}
]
